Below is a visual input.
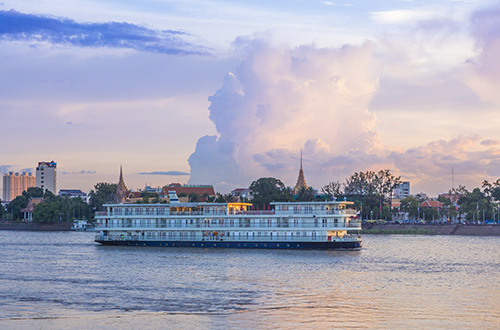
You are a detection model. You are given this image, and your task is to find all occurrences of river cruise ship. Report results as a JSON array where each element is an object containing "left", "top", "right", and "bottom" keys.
[{"left": 94, "top": 200, "right": 361, "bottom": 249}]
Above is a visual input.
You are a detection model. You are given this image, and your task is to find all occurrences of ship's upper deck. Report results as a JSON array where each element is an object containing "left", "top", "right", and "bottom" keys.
[{"left": 96, "top": 201, "right": 355, "bottom": 217}]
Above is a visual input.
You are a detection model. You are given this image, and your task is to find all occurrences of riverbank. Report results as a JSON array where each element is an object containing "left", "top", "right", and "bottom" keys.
[
  {"left": 0, "top": 222, "right": 72, "bottom": 231},
  {"left": 362, "top": 223, "right": 500, "bottom": 236}
]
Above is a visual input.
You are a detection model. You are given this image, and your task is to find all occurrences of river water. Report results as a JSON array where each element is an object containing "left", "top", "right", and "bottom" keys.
[{"left": 0, "top": 231, "right": 499, "bottom": 330}]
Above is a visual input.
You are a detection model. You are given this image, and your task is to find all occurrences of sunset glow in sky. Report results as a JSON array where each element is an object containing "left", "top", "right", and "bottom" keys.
[{"left": 2, "top": 0, "right": 500, "bottom": 196}]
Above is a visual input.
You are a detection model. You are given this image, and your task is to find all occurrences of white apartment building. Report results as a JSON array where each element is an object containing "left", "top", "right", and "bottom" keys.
[
  {"left": 2, "top": 172, "right": 36, "bottom": 202},
  {"left": 36, "top": 161, "right": 57, "bottom": 194},
  {"left": 394, "top": 181, "right": 410, "bottom": 199}
]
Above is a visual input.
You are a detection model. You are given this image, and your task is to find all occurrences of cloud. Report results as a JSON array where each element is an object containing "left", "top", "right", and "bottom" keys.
[
  {"left": 322, "top": 1, "right": 353, "bottom": 7},
  {"left": 138, "top": 171, "right": 190, "bottom": 176},
  {"left": 465, "top": 4, "right": 500, "bottom": 105},
  {"left": 0, "top": 9, "right": 208, "bottom": 55},
  {"left": 61, "top": 170, "right": 96, "bottom": 174},
  {"left": 0, "top": 165, "right": 12, "bottom": 174},
  {"left": 414, "top": 17, "right": 460, "bottom": 35},
  {"left": 187, "top": 36, "right": 500, "bottom": 195},
  {"left": 0, "top": 166, "right": 34, "bottom": 174},
  {"left": 481, "top": 139, "right": 500, "bottom": 146},
  {"left": 389, "top": 135, "right": 500, "bottom": 193},
  {"left": 370, "top": 9, "right": 435, "bottom": 25},
  {"left": 188, "top": 37, "right": 381, "bottom": 190},
  {"left": 370, "top": 76, "right": 486, "bottom": 112}
]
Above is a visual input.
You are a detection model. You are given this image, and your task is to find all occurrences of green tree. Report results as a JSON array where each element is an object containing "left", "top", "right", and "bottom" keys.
[
  {"left": 437, "top": 194, "right": 458, "bottom": 222},
  {"left": 33, "top": 198, "right": 63, "bottom": 222},
  {"left": 140, "top": 191, "right": 159, "bottom": 198},
  {"left": 321, "top": 181, "right": 342, "bottom": 199},
  {"left": 343, "top": 169, "right": 401, "bottom": 220},
  {"left": 399, "top": 196, "right": 420, "bottom": 221},
  {"left": 454, "top": 186, "right": 492, "bottom": 222},
  {"left": 189, "top": 193, "right": 200, "bottom": 202},
  {"left": 249, "top": 177, "right": 293, "bottom": 208},
  {"left": 6, "top": 195, "right": 29, "bottom": 221},
  {"left": 32, "top": 193, "right": 91, "bottom": 223},
  {"left": 214, "top": 193, "right": 233, "bottom": 203},
  {"left": 22, "top": 187, "right": 44, "bottom": 199},
  {"left": 0, "top": 199, "right": 5, "bottom": 219},
  {"left": 89, "top": 182, "right": 118, "bottom": 215},
  {"left": 295, "top": 186, "right": 317, "bottom": 202}
]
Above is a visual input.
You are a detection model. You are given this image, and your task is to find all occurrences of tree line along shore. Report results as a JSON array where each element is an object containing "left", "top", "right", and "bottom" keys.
[
  {"left": 3, "top": 169, "right": 500, "bottom": 228},
  {"left": 362, "top": 222, "right": 500, "bottom": 236}
]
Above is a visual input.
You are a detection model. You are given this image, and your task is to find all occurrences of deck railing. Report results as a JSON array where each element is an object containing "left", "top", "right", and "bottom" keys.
[
  {"left": 95, "top": 220, "right": 362, "bottom": 230},
  {"left": 98, "top": 209, "right": 357, "bottom": 217}
]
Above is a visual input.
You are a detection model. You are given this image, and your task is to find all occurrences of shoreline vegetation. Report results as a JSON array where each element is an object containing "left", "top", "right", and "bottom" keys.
[
  {"left": 362, "top": 223, "right": 500, "bottom": 236},
  {"left": 362, "top": 228, "right": 437, "bottom": 235},
  {"left": 0, "top": 221, "right": 71, "bottom": 231}
]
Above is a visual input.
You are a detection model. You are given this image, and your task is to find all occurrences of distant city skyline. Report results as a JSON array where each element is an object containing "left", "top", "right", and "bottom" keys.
[{"left": 2, "top": 1, "right": 500, "bottom": 196}]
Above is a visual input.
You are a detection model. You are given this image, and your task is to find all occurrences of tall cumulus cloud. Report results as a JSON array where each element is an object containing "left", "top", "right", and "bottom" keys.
[
  {"left": 188, "top": 37, "right": 383, "bottom": 191},
  {"left": 188, "top": 34, "right": 500, "bottom": 194}
]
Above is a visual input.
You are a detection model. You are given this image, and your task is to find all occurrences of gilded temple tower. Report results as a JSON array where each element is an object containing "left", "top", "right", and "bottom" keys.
[
  {"left": 293, "top": 150, "right": 308, "bottom": 194},
  {"left": 116, "top": 165, "right": 128, "bottom": 203}
]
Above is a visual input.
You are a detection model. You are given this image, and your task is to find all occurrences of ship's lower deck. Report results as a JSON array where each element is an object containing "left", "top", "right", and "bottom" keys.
[{"left": 95, "top": 238, "right": 362, "bottom": 250}]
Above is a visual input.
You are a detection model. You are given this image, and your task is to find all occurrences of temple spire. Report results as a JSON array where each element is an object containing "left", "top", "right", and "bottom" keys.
[
  {"left": 293, "top": 150, "right": 308, "bottom": 195},
  {"left": 116, "top": 165, "right": 128, "bottom": 203}
]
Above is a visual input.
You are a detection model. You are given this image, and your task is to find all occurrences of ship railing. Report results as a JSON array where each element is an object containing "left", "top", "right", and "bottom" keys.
[
  {"left": 227, "top": 210, "right": 276, "bottom": 215},
  {"left": 275, "top": 209, "right": 357, "bottom": 216},
  {"left": 96, "top": 210, "right": 358, "bottom": 217},
  {"left": 94, "top": 220, "right": 362, "bottom": 230}
]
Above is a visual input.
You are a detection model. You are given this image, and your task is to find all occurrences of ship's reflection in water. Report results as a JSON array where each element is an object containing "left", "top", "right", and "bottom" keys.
[{"left": 0, "top": 232, "right": 499, "bottom": 329}]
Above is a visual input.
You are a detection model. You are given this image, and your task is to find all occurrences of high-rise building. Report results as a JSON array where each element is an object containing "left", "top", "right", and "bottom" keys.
[
  {"left": 394, "top": 181, "right": 410, "bottom": 199},
  {"left": 2, "top": 172, "right": 36, "bottom": 202},
  {"left": 36, "top": 161, "right": 57, "bottom": 194}
]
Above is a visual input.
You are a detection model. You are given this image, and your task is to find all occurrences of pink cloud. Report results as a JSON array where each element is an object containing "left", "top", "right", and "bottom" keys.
[{"left": 188, "top": 35, "right": 500, "bottom": 195}]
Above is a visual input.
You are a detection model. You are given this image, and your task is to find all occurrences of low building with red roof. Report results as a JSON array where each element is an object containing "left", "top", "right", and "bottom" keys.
[
  {"left": 420, "top": 200, "right": 444, "bottom": 211},
  {"left": 160, "top": 183, "right": 215, "bottom": 199}
]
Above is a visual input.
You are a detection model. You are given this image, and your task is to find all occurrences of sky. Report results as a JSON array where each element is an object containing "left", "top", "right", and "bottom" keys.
[{"left": 2, "top": 0, "right": 500, "bottom": 197}]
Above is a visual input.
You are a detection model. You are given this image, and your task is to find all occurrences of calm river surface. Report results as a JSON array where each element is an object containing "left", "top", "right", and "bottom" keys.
[{"left": 0, "top": 231, "right": 499, "bottom": 330}]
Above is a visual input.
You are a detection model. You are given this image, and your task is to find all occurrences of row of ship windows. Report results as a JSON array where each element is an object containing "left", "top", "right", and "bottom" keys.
[
  {"left": 101, "top": 218, "right": 341, "bottom": 226},
  {"left": 126, "top": 231, "right": 324, "bottom": 239},
  {"left": 108, "top": 206, "right": 346, "bottom": 215},
  {"left": 98, "top": 219, "right": 350, "bottom": 229}
]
